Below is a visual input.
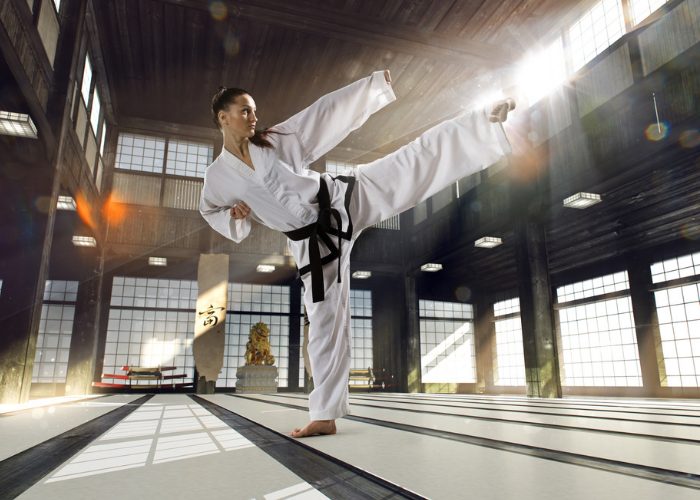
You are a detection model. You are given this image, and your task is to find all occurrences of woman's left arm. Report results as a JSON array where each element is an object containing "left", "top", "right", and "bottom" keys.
[{"left": 270, "top": 70, "right": 396, "bottom": 168}]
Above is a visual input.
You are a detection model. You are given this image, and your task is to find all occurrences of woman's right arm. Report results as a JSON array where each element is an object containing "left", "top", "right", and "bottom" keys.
[{"left": 199, "top": 192, "right": 252, "bottom": 243}]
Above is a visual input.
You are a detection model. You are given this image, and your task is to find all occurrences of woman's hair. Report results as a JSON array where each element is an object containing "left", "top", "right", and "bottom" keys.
[{"left": 211, "top": 86, "right": 274, "bottom": 149}]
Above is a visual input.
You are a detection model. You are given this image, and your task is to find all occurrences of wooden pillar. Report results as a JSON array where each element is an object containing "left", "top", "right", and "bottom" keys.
[
  {"left": 194, "top": 254, "right": 229, "bottom": 393},
  {"left": 0, "top": 0, "right": 87, "bottom": 404},
  {"left": 371, "top": 274, "right": 405, "bottom": 392},
  {"left": 91, "top": 271, "right": 114, "bottom": 384},
  {"left": 288, "top": 280, "right": 302, "bottom": 391},
  {"left": 64, "top": 254, "right": 104, "bottom": 395},
  {"left": 0, "top": 241, "right": 49, "bottom": 404},
  {"left": 474, "top": 294, "right": 495, "bottom": 393},
  {"left": 515, "top": 220, "right": 562, "bottom": 398},
  {"left": 627, "top": 256, "right": 664, "bottom": 396},
  {"left": 404, "top": 275, "right": 422, "bottom": 393}
]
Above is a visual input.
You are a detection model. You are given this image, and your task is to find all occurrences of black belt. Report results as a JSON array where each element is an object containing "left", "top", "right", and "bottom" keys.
[{"left": 284, "top": 175, "right": 355, "bottom": 303}]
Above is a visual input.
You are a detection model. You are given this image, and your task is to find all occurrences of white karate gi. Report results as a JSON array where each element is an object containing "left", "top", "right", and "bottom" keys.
[{"left": 200, "top": 71, "right": 511, "bottom": 421}]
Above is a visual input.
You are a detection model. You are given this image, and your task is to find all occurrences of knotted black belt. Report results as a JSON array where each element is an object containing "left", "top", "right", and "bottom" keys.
[{"left": 284, "top": 175, "right": 355, "bottom": 303}]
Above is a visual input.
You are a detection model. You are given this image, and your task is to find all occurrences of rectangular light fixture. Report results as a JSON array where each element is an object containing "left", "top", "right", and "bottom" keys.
[
  {"left": 72, "top": 235, "right": 96, "bottom": 247},
  {"left": 420, "top": 263, "right": 443, "bottom": 272},
  {"left": 256, "top": 264, "right": 275, "bottom": 273},
  {"left": 0, "top": 111, "right": 38, "bottom": 138},
  {"left": 474, "top": 236, "right": 503, "bottom": 248},
  {"left": 149, "top": 257, "right": 167, "bottom": 267},
  {"left": 352, "top": 271, "right": 372, "bottom": 279},
  {"left": 57, "top": 195, "right": 76, "bottom": 210},
  {"left": 563, "top": 192, "right": 602, "bottom": 209}
]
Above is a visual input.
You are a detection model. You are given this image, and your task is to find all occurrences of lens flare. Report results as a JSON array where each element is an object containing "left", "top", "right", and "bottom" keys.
[
  {"left": 209, "top": 1, "right": 227, "bottom": 21},
  {"left": 223, "top": 33, "right": 240, "bottom": 56},
  {"left": 680, "top": 222, "right": 700, "bottom": 241},
  {"left": 644, "top": 121, "right": 669, "bottom": 142},
  {"left": 34, "top": 195, "right": 51, "bottom": 214},
  {"left": 75, "top": 192, "right": 96, "bottom": 230},
  {"left": 103, "top": 192, "right": 126, "bottom": 227},
  {"left": 679, "top": 129, "right": 700, "bottom": 149}
]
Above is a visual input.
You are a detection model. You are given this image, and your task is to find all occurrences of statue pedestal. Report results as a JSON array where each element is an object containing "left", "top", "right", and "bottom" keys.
[{"left": 236, "top": 365, "right": 278, "bottom": 393}]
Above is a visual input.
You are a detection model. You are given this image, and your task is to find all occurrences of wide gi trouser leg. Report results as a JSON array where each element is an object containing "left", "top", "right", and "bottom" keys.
[
  {"left": 300, "top": 238, "right": 355, "bottom": 420},
  {"left": 350, "top": 108, "right": 511, "bottom": 231}
]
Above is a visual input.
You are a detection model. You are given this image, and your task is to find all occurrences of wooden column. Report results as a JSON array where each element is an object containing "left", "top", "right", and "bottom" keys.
[
  {"left": 64, "top": 254, "right": 104, "bottom": 395},
  {"left": 0, "top": 243, "right": 49, "bottom": 404},
  {"left": 627, "top": 256, "right": 664, "bottom": 396},
  {"left": 91, "top": 271, "right": 114, "bottom": 384},
  {"left": 474, "top": 294, "right": 495, "bottom": 393},
  {"left": 0, "top": 0, "right": 87, "bottom": 405},
  {"left": 194, "top": 254, "right": 229, "bottom": 393},
  {"left": 288, "top": 280, "right": 302, "bottom": 391},
  {"left": 371, "top": 274, "right": 406, "bottom": 392},
  {"left": 515, "top": 220, "right": 562, "bottom": 398},
  {"left": 404, "top": 274, "right": 422, "bottom": 393}
]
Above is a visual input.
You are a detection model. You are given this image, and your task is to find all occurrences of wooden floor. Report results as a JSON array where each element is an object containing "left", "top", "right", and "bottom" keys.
[{"left": 1, "top": 392, "right": 699, "bottom": 499}]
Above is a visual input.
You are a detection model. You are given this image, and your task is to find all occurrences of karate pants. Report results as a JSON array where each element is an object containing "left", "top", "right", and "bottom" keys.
[{"left": 292, "top": 108, "right": 511, "bottom": 421}]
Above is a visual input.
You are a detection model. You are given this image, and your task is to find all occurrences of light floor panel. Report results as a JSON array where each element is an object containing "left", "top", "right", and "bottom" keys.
[
  {"left": 0, "top": 395, "right": 143, "bottom": 461},
  {"left": 203, "top": 393, "right": 700, "bottom": 500},
  {"left": 240, "top": 393, "right": 700, "bottom": 475},
  {"left": 342, "top": 394, "right": 700, "bottom": 439},
  {"left": 15, "top": 394, "right": 327, "bottom": 500}
]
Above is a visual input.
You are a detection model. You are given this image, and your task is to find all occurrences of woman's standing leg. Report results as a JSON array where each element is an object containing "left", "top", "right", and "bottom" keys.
[
  {"left": 350, "top": 107, "right": 511, "bottom": 231},
  {"left": 289, "top": 237, "right": 355, "bottom": 437}
]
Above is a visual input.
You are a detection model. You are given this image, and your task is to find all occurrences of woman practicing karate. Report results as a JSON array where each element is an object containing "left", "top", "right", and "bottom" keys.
[{"left": 200, "top": 70, "right": 515, "bottom": 438}]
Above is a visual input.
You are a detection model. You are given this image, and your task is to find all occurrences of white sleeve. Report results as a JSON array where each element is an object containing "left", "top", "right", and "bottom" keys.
[
  {"left": 199, "top": 195, "right": 252, "bottom": 243},
  {"left": 269, "top": 70, "right": 396, "bottom": 169}
]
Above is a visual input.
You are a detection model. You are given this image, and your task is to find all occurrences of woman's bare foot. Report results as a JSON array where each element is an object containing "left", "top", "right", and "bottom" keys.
[{"left": 290, "top": 419, "right": 336, "bottom": 438}]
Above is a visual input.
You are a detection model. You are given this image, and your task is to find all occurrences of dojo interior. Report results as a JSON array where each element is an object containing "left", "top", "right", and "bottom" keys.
[{"left": 1, "top": 0, "right": 700, "bottom": 498}]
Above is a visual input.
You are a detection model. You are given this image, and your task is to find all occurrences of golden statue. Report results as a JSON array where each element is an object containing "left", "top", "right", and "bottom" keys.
[{"left": 244, "top": 321, "right": 275, "bottom": 366}]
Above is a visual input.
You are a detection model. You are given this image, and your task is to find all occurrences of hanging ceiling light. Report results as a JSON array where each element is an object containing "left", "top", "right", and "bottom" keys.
[
  {"left": 0, "top": 111, "right": 38, "bottom": 139},
  {"left": 352, "top": 271, "right": 372, "bottom": 279},
  {"left": 474, "top": 236, "right": 503, "bottom": 248},
  {"left": 420, "top": 263, "right": 443, "bottom": 272},
  {"left": 563, "top": 192, "right": 602, "bottom": 209},
  {"left": 57, "top": 195, "right": 77, "bottom": 210},
  {"left": 72, "top": 235, "right": 96, "bottom": 247}
]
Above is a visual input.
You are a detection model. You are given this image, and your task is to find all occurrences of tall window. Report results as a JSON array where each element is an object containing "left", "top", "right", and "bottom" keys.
[
  {"left": 568, "top": 0, "right": 626, "bottom": 71},
  {"left": 556, "top": 272, "right": 643, "bottom": 387},
  {"left": 116, "top": 133, "right": 213, "bottom": 178},
  {"left": 219, "top": 284, "right": 291, "bottom": 388},
  {"left": 103, "top": 278, "right": 198, "bottom": 385},
  {"left": 116, "top": 133, "right": 166, "bottom": 173},
  {"left": 80, "top": 55, "right": 92, "bottom": 105},
  {"left": 419, "top": 300, "right": 475, "bottom": 384},
  {"left": 350, "top": 290, "right": 373, "bottom": 385},
  {"left": 100, "top": 124, "right": 108, "bottom": 157},
  {"left": 493, "top": 298, "right": 526, "bottom": 386},
  {"left": 90, "top": 87, "right": 101, "bottom": 134},
  {"left": 166, "top": 139, "right": 214, "bottom": 178},
  {"left": 517, "top": 37, "right": 567, "bottom": 105},
  {"left": 32, "top": 280, "right": 78, "bottom": 383},
  {"left": 651, "top": 252, "right": 700, "bottom": 388},
  {"left": 629, "top": 0, "right": 669, "bottom": 25}
]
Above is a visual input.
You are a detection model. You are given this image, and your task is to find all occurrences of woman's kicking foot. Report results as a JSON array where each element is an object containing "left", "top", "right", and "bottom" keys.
[{"left": 290, "top": 419, "right": 336, "bottom": 438}]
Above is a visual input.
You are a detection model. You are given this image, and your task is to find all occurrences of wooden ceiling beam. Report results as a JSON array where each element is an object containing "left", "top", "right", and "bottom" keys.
[{"left": 157, "top": 0, "right": 518, "bottom": 67}]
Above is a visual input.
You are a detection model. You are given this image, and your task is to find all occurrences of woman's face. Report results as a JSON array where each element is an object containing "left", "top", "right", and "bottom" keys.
[{"left": 219, "top": 94, "right": 258, "bottom": 139}]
